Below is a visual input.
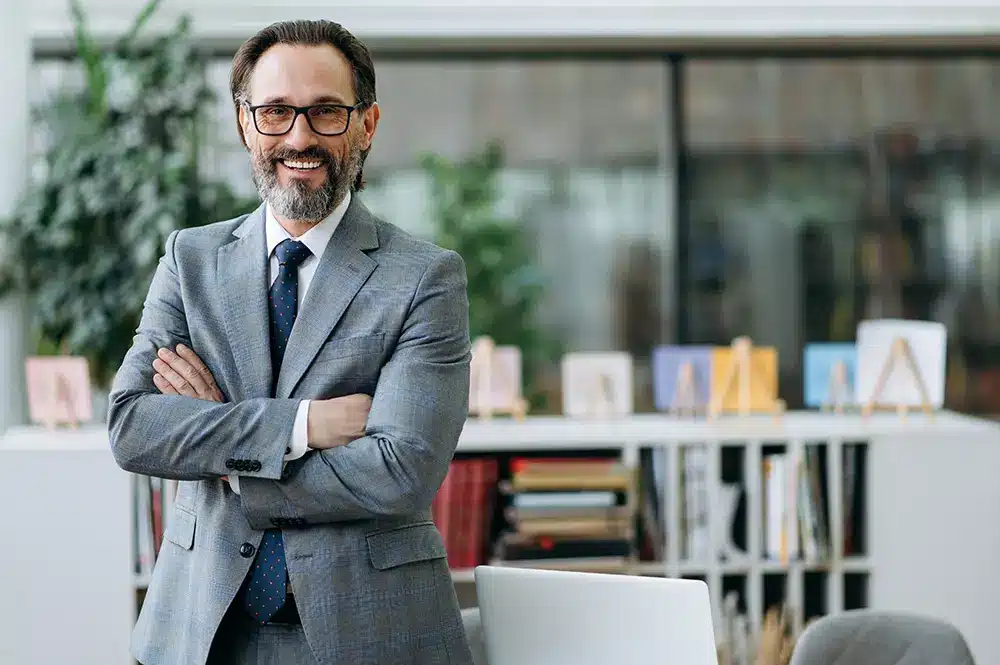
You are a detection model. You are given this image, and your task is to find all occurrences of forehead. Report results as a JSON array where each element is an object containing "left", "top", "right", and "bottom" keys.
[{"left": 248, "top": 43, "right": 355, "bottom": 105}]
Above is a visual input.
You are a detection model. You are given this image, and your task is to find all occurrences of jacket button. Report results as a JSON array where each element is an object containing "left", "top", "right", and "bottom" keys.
[
  {"left": 239, "top": 542, "right": 255, "bottom": 558},
  {"left": 251, "top": 460, "right": 262, "bottom": 472},
  {"left": 225, "top": 459, "right": 236, "bottom": 470}
]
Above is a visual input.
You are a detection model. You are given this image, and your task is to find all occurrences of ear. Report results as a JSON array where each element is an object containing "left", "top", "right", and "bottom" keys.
[
  {"left": 360, "top": 102, "right": 380, "bottom": 151},
  {"left": 238, "top": 104, "right": 254, "bottom": 149}
]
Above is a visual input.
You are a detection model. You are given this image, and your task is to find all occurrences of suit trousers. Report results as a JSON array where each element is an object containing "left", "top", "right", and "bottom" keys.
[{"left": 207, "top": 603, "right": 319, "bottom": 665}]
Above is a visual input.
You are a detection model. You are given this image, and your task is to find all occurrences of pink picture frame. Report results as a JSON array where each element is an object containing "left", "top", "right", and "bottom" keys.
[
  {"left": 24, "top": 356, "right": 93, "bottom": 429},
  {"left": 468, "top": 336, "right": 527, "bottom": 420}
]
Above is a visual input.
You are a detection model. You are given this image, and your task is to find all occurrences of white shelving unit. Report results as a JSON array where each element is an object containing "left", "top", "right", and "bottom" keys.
[
  {"left": 454, "top": 410, "right": 1000, "bottom": 664},
  {"left": 0, "top": 426, "right": 135, "bottom": 665},
  {"left": 2, "top": 410, "right": 1000, "bottom": 665}
]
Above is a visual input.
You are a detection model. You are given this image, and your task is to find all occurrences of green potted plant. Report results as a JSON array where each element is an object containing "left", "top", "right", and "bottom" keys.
[
  {"left": 0, "top": 0, "right": 256, "bottom": 400},
  {"left": 420, "top": 142, "right": 561, "bottom": 411}
]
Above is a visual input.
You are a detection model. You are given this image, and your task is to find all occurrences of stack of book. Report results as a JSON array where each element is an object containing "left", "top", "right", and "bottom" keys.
[{"left": 491, "top": 457, "right": 636, "bottom": 571}]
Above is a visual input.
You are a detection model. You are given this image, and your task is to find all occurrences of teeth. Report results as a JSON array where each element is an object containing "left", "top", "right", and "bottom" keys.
[{"left": 283, "top": 160, "right": 323, "bottom": 170}]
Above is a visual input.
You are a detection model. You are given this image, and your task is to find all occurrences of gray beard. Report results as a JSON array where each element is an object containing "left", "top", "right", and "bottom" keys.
[{"left": 251, "top": 148, "right": 361, "bottom": 223}]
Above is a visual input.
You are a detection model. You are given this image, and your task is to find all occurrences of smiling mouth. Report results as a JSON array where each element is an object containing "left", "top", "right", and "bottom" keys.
[{"left": 280, "top": 159, "right": 325, "bottom": 171}]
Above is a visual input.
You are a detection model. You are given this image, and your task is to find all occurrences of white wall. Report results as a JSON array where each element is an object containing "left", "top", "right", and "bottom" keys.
[{"left": 30, "top": 1, "right": 1000, "bottom": 45}]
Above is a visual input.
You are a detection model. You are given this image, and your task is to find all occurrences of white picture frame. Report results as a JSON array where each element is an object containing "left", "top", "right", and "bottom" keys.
[
  {"left": 561, "top": 352, "right": 633, "bottom": 418},
  {"left": 855, "top": 318, "right": 947, "bottom": 410}
]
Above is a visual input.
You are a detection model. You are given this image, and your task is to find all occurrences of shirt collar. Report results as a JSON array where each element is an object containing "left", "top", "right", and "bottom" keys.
[{"left": 265, "top": 189, "right": 351, "bottom": 262}]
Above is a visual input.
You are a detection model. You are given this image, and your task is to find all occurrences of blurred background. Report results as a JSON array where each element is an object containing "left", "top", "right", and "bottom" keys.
[
  {"left": 5, "top": 2, "right": 1000, "bottom": 664},
  {"left": 5, "top": 1, "right": 1000, "bottom": 422}
]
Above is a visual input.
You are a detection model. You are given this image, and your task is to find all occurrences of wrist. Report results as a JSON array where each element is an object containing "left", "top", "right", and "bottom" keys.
[
  {"left": 306, "top": 399, "right": 330, "bottom": 449},
  {"left": 306, "top": 404, "right": 318, "bottom": 449}
]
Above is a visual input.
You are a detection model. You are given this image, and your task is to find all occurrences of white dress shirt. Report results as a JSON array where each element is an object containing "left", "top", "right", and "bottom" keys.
[{"left": 229, "top": 190, "right": 351, "bottom": 495}]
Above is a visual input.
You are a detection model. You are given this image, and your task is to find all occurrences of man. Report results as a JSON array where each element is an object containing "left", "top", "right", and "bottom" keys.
[{"left": 108, "top": 19, "right": 475, "bottom": 665}]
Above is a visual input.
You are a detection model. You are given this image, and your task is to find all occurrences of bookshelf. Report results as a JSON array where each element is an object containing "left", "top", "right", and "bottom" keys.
[
  {"left": 451, "top": 411, "right": 1000, "bottom": 664},
  {"left": 2, "top": 411, "right": 1000, "bottom": 665}
]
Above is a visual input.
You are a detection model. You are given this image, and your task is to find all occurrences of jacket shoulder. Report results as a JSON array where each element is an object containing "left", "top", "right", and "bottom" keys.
[
  {"left": 171, "top": 209, "right": 257, "bottom": 253},
  {"left": 371, "top": 215, "right": 460, "bottom": 271}
]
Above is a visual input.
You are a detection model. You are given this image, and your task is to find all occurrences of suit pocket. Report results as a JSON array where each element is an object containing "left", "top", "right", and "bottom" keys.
[
  {"left": 312, "top": 332, "right": 385, "bottom": 366},
  {"left": 366, "top": 521, "right": 447, "bottom": 570},
  {"left": 163, "top": 505, "right": 196, "bottom": 550}
]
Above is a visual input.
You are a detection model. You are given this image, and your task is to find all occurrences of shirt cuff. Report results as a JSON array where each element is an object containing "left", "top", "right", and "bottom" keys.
[
  {"left": 229, "top": 475, "right": 241, "bottom": 495},
  {"left": 285, "top": 400, "right": 311, "bottom": 461}
]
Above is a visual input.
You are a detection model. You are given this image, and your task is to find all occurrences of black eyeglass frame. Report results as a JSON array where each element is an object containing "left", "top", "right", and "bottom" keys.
[{"left": 245, "top": 101, "right": 368, "bottom": 137}]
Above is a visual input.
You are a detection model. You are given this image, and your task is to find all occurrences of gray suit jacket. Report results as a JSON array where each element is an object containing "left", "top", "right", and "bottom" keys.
[{"left": 108, "top": 197, "right": 475, "bottom": 665}]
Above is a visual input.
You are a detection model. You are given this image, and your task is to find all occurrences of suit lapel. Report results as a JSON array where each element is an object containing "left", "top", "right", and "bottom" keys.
[
  {"left": 217, "top": 204, "right": 273, "bottom": 398},
  {"left": 275, "top": 196, "right": 379, "bottom": 398}
]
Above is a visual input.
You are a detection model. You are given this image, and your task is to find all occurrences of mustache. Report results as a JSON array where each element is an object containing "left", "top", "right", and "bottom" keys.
[{"left": 268, "top": 146, "right": 334, "bottom": 164}]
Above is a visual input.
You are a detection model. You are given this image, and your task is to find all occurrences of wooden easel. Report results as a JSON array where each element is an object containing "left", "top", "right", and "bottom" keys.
[
  {"left": 861, "top": 336, "right": 934, "bottom": 419},
  {"left": 583, "top": 372, "right": 617, "bottom": 417},
  {"left": 45, "top": 373, "right": 80, "bottom": 431},
  {"left": 821, "top": 360, "right": 853, "bottom": 414},
  {"left": 708, "top": 337, "right": 785, "bottom": 419},
  {"left": 469, "top": 336, "right": 528, "bottom": 421},
  {"left": 669, "top": 361, "right": 703, "bottom": 417}
]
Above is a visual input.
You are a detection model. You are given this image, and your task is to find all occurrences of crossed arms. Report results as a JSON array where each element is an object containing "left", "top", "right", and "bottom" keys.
[{"left": 108, "top": 229, "right": 472, "bottom": 527}]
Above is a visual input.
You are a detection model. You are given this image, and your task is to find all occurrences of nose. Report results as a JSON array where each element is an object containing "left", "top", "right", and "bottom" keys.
[{"left": 283, "top": 112, "right": 317, "bottom": 151}]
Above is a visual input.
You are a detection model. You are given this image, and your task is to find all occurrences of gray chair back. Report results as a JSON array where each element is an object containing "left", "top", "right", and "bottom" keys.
[
  {"left": 462, "top": 607, "right": 489, "bottom": 665},
  {"left": 789, "top": 610, "right": 976, "bottom": 665}
]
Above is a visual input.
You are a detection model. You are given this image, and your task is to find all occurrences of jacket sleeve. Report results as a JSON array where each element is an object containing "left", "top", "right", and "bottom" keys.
[
  {"left": 107, "top": 229, "right": 299, "bottom": 481},
  {"left": 236, "top": 249, "right": 471, "bottom": 528}
]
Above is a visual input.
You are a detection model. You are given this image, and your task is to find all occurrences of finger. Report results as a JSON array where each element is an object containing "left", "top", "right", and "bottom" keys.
[
  {"left": 153, "top": 357, "right": 198, "bottom": 397},
  {"left": 153, "top": 373, "right": 179, "bottom": 395},
  {"left": 175, "top": 344, "right": 224, "bottom": 400},
  {"left": 157, "top": 347, "right": 211, "bottom": 397},
  {"left": 159, "top": 346, "right": 210, "bottom": 396}
]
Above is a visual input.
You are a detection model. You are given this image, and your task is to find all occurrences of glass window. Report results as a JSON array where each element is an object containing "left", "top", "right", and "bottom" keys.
[
  {"left": 682, "top": 57, "right": 1000, "bottom": 413},
  {"left": 31, "top": 55, "right": 676, "bottom": 413},
  {"left": 191, "top": 56, "right": 676, "bottom": 413},
  {"left": 362, "top": 58, "right": 676, "bottom": 412}
]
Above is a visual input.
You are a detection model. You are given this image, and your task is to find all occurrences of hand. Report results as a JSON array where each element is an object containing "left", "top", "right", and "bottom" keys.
[
  {"left": 307, "top": 394, "right": 372, "bottom": 450},
  {"left": 152, "top": 344, "right": 225, "bottom": 403}
]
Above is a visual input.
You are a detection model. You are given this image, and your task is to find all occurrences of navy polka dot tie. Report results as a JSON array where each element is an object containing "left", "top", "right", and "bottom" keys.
[{"left": 243, "top": 238, "right": 312, "bottom": 624}]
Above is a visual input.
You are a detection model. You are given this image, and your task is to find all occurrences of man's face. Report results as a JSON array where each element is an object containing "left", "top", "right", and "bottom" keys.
[{"left": 240, "top": 43, "right": 379, "bottom": 223}]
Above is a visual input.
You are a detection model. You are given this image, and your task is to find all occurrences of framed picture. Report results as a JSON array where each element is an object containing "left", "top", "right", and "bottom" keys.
[
  {"left": 855, "top": 319, "right": 946, "bottom": 410},
  {"left": 468, "top": 336, "right": 527, "bottom": 419},
  {"left": 561, "top": 352, "right": 633, "bottom": 418},
  {"left": 24, "top": 356, "right": 93, "bottom": 429},
  {"left": 651, "top": 345, "right": 714, "bottom": 415},
  {"left": 803, "top": 343, "right": 857, "bottom": 410},
  {"left": 709, "top": 343, "right": 778, "bottom": 414}
]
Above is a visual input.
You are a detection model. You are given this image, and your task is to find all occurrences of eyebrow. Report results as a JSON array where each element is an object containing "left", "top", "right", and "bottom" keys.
[{"left": 258, "top": 94, "right": 351, "bottom": 105}]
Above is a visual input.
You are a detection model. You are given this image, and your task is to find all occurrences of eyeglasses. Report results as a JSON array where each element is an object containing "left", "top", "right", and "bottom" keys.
[{"left": 246, "top": 102, "right": 365, "bottom": 137}]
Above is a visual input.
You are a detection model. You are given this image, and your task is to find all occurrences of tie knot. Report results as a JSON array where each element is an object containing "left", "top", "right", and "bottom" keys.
[{"left": 274, "top": 239, "right": 311, "bottom": 269}]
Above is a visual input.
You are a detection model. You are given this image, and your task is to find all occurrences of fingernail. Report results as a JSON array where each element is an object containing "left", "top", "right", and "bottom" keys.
[{"left": 176, "top": 344, "right": 187, "bottom": 352}]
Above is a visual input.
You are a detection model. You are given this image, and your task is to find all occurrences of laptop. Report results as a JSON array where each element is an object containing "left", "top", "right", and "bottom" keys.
[{"left": 474, "top": 565, "right": 718, "bottom": 665}]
